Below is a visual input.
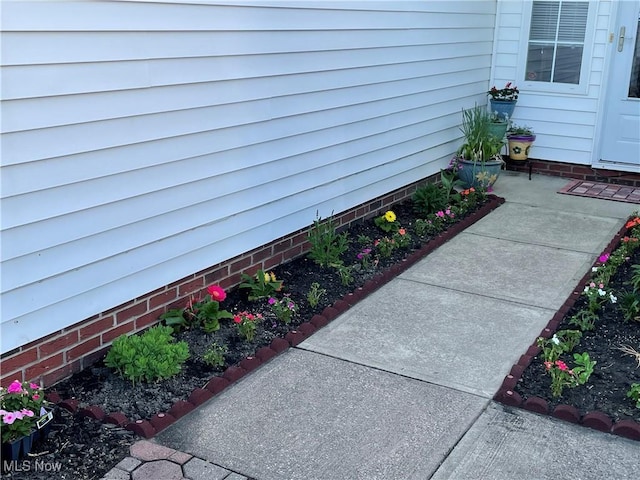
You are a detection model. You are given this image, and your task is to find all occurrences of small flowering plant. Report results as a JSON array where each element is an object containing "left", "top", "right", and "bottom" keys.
[
  {"left": 240, "top": 270, "right": 283, "bottom": 301},
  {"left": 543, "top": 353, "right": 596, "bottom": 397},
  {"left": 374, "top": 210, "right": 400, "bottom": 233},
  {"left": 268, "top": 295, "right": 297, "bottom": 324},
  {"left": 488, "top": 82, "right": 519, "bottom": 101},
  {"left": 233, "top": 311, "right": 263, "bottom": 342},
  {"left": 0, "top": 380, "right": 47, "bottom": 442}
]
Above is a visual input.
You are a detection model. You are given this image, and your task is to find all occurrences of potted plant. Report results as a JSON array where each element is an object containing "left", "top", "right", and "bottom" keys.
[
  {"left": 488, "top": 82, "right": 519, "bottom": 120},
  {"left": 488, "top": 111, "right": 509, "bottom": 141},
  {"left": 507, "top": 124, "right": 536, "bottom": 161},
  {"left": 452, "top": 105, "right": 505, "bottom": 190},
  {"left": 0, "top": 380, "right": 52, "bottom": 461}
]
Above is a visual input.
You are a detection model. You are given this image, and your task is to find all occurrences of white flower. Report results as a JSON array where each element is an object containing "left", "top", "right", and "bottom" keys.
[
  {"left": 610, "top": 294, "right": 617, "bottom": 303},
  {"left": 551, "top": 335, "right": 560, "bottom": 345},
  {"left": 583, "top": 286, "right": 590, "bottom": 293},
  {"left": 598, "top": 289, "right": 606, "bottom": 296},
  {"left": 592, "top": 267, "right": 598, "bottom": 272}
]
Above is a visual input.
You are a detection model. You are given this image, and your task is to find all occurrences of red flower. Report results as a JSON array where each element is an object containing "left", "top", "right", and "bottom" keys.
[
  {"left": 233, "top": 315, "right": 242, "bottom": 324},
  {"left": 555, "top": 360, "right": 568, "bottom": 371},
  {"left": 398, "top": 228, "right": 406, "bottom": 235},
  {"left": 207, "top": 285, "right": 226, "bottom": 302}
]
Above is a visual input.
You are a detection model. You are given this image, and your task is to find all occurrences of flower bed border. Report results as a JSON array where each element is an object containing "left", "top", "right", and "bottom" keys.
[
  {"left": 494, "top": 220, "right": 640, "bottom": 442},
  {"left": 45, "top": 195, "right": 506, "bottom": 440}
]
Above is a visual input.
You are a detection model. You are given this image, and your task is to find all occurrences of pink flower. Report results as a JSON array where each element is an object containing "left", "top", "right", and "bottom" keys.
[
  {"left": 20, "top": 409, "right": 34, "bottom": 417},
  {"left": 7, "top": 380, "right": 23, "bottom": 394},
  {"left": 598, "top": 253, "right": 609, "bottom": 263},
  {"left": 32, "top": 394, "right": 40, "bottom": 401},
  {"left": 2, "top": 412, "right": 17, "bottom": 425},
  {"left": 555, "top": 360, "right": 568, "bottom": 371},
  {"left": 436, "top": 211, "right": 445, "bottom": 218},
  {"left": 268, "top": 297, "right": 276, "bottom": 305},
  {"left": 233, "top": 315, "right": 242, "bottom": 324},
  {"left": 207, "top": 285, "right": 226, "bottom": 302},
  {"left": 29, "top": 383, "right": 39, "bottom": 390},
  {"left": 589, "top": 282, "right": 596, "bottom": 288},
  {"left": 544, "top": 361, "right": 552, "bottom": 370}
]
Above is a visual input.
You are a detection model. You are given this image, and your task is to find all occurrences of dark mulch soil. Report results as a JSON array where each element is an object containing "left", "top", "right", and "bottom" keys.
[{"left": 514, "top": 246, "right": 640, "bottom": 424}]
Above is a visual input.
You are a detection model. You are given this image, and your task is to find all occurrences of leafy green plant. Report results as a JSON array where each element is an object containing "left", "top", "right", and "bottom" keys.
[
  {"left": 239, "top": 269, "right": 283, "bottom": 301},
  {"left": 627, "top": 383, "right": 640, "bottom": 409},
  {"left": 537, "top": 330, "right": 582, "bottom": 363},
  {"left": 544, "top": 353, "right": 596, "bottom": 398},
  {"left": 104, "top": 326, "right": 190, "bottom": 385},
  {"left": 630, "top": 264, "right": 640, "bottom": 291},
  {"left": 619, "top": 291, "right": 640, "bottom": 322},
  {"left": 268, "top": 295, "right": 297, "bottom": 324},
  {"left": 357, "top": 234, "right": 372, "bottom": 245},
  {"left": 374, "top": 210, "right": 399, "bottom": 233},
  {"left": 233, "top": 311, "right": 262, "bottom": 342},
  {"left": 307, "top": 213, "right": 349, "bottom": 268},
  {"left": 334, "top": 263, "right": 354, "bottom": 286},
  {"left": 203, "top": 343, "right": 227, "bottom": 368},
  {"left": 161, "top": 285, "right": 233, "bottom": 333},
  {"left": 568, "top": 309, "right": 599, "bottom": 331},
  {"left": 412, "top": 184, "right": 448, "bottom": 218},
  {"left": 306, "top": 282, "right": 326, "bottom": 308}
]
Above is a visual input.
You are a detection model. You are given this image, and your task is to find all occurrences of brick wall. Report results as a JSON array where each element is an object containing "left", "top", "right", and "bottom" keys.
[
  {"left": 0, "top": 174, "right": 440, "bottom": 388},
  {"left": 506, "top": 159, "right": 640, "bottom": 187}
]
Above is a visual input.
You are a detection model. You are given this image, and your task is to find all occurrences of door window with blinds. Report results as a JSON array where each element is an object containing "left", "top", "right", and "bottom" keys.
[{"left": 522, "top": 0, "right": 595, "bottom": 93}]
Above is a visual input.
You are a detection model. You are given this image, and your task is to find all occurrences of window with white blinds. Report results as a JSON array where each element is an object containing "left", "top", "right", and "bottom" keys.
[{"left": 525, "top": 1, "right": 589, "bottom": 85}]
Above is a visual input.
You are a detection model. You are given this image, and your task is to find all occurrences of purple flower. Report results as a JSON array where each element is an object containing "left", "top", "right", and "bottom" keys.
[
  {"left": 268, "top": 297, "right": 276, "bottom": 305},
  {"left": 598, "top": 253, "right": 609, "bottom": 263}
]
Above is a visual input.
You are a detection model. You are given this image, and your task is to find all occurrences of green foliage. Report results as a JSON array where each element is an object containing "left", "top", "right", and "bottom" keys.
[
  {"left": 239, "top": 269, "right": 283, "bottom": 301},
  {"left": 104, "top": 326, "right": 189, "bottom": 385},
  {"left": 307, "top": 282, "right": 327, "bottom": 308},
  {"left": 374, "top": 211, "right": 399, "bottom": 233},
  {"left": 203, "top": 343, "right": 227, "bottom": 368},
  {"left": 571, "top": 352, "right": 596, "bottom": 385},
  {"left": 537, "top": 330, "right": 582, "bottom": 363},
  {"left": 195, "top": 300, "right": 234, "bottom": 333},
  {"left": 160, "top": 308, "right": 188, "bottom": 333},
  {"left": 630, "top": 264, "right": 640, "bottom": 291},
  {"left": 307, "top": 213, "right": 349, "bottom": 268},
  {"left": 627, "top": 383, "right": 640, "bottom": 409},
  {"left": 269, "top": 295, "right": 297, "bottom": 324},
  {"left": 568, "top": 310, "right": 599, "bottom": 331},
  {"left": 619, "top": 291, "right": 640, "bottom": 322},
  {"left": 457, "top": 105, "right": 504, "bottom": 162},
  {"left": 357, "top": 234, "right": 372, "bottom": 245},
  {"left": 412, "top": 184, "right": 448, "bottom": 217},
  {"left": 333, "top": 263, "right": 354, "bottom": 286}
]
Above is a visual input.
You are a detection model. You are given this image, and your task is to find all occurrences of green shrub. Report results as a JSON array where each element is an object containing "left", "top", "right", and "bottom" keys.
[
  {"left": 412, "top": 184, "right": 448, "bottom": 217},
  {"left": 202, "top": 343, "right": 227, "bottom": 368},
  {"left": 104, "top": 326, "right": 189, "bottom": 384},
  {"left": 307, "top": 213, "right": 349, "bottom": 268}
]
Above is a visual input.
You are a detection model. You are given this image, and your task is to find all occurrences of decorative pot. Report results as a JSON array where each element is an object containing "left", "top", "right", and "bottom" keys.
[
  {"left": 488, "top": 121, "right": 509, "bottom": 140},
  {"left": 456, "top": 157, "right": 503, "bottom": 189},
  {"left": 507, "top": 134, "right": 536, "bottom": 160},
  {"left": 489, "top": 99, "right": 516, "bottom": 121},
  {"left": 21, "top": 431, "right": 34, "bottom": 457}
]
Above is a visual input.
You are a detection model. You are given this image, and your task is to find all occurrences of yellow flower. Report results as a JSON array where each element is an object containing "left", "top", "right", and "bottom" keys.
[
  {"left": 263, "top": 272, "right": 271, "bottom": 283},
  {"left": 384, "top": 211, "right": 396, "bottom": 223},
  {"left": 270, "top": 272, "right": 277, "bottom": 282}
]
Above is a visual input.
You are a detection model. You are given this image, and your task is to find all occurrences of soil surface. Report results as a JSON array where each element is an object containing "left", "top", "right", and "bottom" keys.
[{"left": 515, "top": 247, "right": 640, "bottom": 423}]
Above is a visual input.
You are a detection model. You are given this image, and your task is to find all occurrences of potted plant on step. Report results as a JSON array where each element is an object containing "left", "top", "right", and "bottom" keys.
[
  {"left": 488, "top": 82, "right": 519, "bottom": 120},
  {"left": 451, "top": 105, "right": 505, "bottom": 190},
  {"left": 488, "top": 111, "right": 509, "bottom": 141},
  {"left": 507, "top": 124, "right": 536, "bottom": 161}
]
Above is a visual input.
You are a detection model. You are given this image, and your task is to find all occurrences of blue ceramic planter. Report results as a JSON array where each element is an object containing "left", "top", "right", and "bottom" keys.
[
  {"left": 489, "top": 99, "right": 516, "bottom": 121},
  {"left": 456, "top": 158, "right": 503, "bottom": 189}
]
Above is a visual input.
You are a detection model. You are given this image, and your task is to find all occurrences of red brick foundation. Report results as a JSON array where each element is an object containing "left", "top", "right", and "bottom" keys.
[
  {"left": 506, "top": 159, "right": 640, "bottom": 187},
  {"left": 0, "top": 174, "right": 441, "bottom": 388}
]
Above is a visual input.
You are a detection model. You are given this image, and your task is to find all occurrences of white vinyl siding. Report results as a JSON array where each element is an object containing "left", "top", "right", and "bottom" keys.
[
  {"left": 492, "top": 0, "right": 613, "bottom": 164},
  {"left": 0, "top": 1, "right": 497, "bottom": 353}
]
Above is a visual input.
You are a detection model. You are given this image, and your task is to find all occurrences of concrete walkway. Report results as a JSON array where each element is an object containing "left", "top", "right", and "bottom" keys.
[{"left": 103, "top": 172, "right": 639, "bottom": 480}]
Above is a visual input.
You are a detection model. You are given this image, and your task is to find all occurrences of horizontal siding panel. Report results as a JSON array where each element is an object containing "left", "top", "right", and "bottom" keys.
[
  {"left": 2, "top": 46, "right": 492, "bottom": 132},
  {"left": 1, "top": 28, "right": 491, "bottom": 66},
  {"left": 3, "top": 43, "right": 493, "bottom": 100},
  {"left": 2, "top": 1, "right": 493, "bottom": 32}
]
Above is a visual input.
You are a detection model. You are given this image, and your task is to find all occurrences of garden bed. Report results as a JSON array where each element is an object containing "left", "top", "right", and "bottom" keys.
[
  {"left": 2, "top": 191, "right": 503, "bottom": 479},
  {"left": 495, "top": 218, "right": 640, "bottom": 440}
]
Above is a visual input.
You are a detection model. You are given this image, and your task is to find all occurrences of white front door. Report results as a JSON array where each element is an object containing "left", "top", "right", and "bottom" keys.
[{"left": 599, "top": 0, "right": 640, "bottom": 172}]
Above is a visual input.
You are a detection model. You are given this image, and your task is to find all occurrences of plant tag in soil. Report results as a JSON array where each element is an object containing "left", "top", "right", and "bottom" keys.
[{"left": 37, "top": 409, "right": 54, "bottom": 429}]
